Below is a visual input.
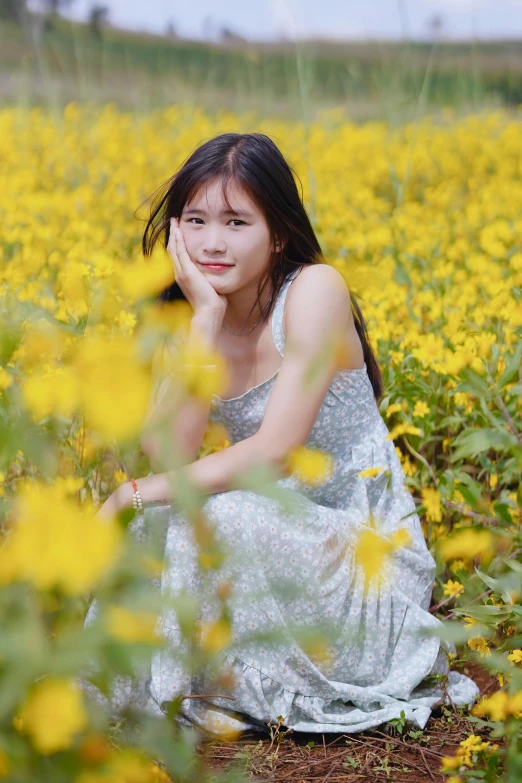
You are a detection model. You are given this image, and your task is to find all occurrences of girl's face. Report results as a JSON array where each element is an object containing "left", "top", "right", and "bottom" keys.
[{"left": 179, "top": 178, "right": 276, "bottom": 293}]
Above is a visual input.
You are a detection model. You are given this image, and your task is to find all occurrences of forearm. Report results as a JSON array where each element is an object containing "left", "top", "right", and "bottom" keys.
[{"left": 119, "top": 433, "right": 289, "bottom": 510}]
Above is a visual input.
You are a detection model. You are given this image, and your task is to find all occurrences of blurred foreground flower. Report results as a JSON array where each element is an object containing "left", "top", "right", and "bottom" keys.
[
  {"left": 75, "top": 749, "right": 171, "bottom": 783},
  {"left": 16, "top": 678, "right": 88, "bottom": 754},
  {"left": 75, "top": 334, "right": 152, "bottom": 442},
  {"left": 106, "top": 605, "right": 160, "bottom": 644},
  {"left": 199, "top": 617, "right": 232, "bottom": 653},
  {"left": 357, "top": 465, "right": 388, "bottom": 478},
  {"left": 439, "top": 529, "right": 494, "bottom": 563},
  {"left": 355, "top": 517, "right": 411, "bottom": 585},
  {"left": 0, "top": 483, "right": 122, "bottom": 594},
  {"left": 472, "top": 689, "right": 522, "bottom": 721},
  {"left": 285, "top": 446, "right": 334, "bottom": 486}
]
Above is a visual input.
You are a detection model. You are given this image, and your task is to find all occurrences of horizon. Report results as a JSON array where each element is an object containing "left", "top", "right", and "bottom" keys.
[{"left": 27, "top": 0, "right": 522, "bottom": 44}]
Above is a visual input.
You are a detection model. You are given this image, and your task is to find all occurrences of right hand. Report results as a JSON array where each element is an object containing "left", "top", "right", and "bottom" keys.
[{"left": 167, "top": 217, "right": 228, "bottom": 315}]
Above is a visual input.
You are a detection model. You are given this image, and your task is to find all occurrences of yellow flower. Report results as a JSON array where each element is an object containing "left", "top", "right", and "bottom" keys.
[
  {"left": 75, "top": 334, "right": 152, "bottom": 442},
  {"left": 385, "top": 423, "right": 422, "bottom": 442},
  {"left": 440, "top": 755, "right": 461, "bottom": 772},
  {"left": 113, "top": 469, "right": 128, "bottom": 486},
  {"left": 489, "top": 474, "right": 498, "bottom": 489},
  {"left": 23, "top": 366, "right": 81, "bottom": 420},
  {"left": 443, "top": 580, "right": 464, "bottom": 599},
  {"left": 439, "top": 529, "right": 494, "bottom": 563},
  {"left": 355, "top": 519, "right": 411, "bottom": 585},
  {"left": 385, "top": 402, "right": 403, "bottom": 418},
  {"left": 449, "top": 559, "right": 468, "bottom": 572},
  {"left": 106, "top": 605, "right": 160, "bottom": 644},
  {"left": 199, "top": 421, "right": 232, "bottom": 457},
  {"left": 457, "top": 734, "right": 492, "bottom": 766},
  {"left": 401, "top": 456, "right": 416, "bottom": 477},
  {"left": 286, "top": 446, "right": 334, "bottom": 486},
  {"left": 472, "top": 691, "right": 510, "bottom": 721},
  {"left": 0, "top": 750, "right": 10, "bottom": 779},
  {"left": 421, "top": 487, "right": 443, "bottom": 522},
  {"left": 0, "top": 482, "right": 121, "bottom": 595},
  {"left": 357, "top": 466, "right": 387, "bottom": 478},
  {"left": 467, "top": 636, "right": 491, "bottom": 658},
  {"left": 508, "top": 650, "right": 522, "bottom": 664},
  {"left": 200, "top": 618, "right": 232, "bottom": 652},
  {"left": 389, "top": 350, "right": 404, "bottom": 364},
  {"left": 17, "top": 678, "right": 88, "bottom": 754},
  {"left": 0, "top": 367, "right": 13, "bottom": 392},
  {"left": 76, "top": 749, "right": 165, "bottom": 783},
  {"left": 413, "top": 400, "right": 430, "bottom": 418}
]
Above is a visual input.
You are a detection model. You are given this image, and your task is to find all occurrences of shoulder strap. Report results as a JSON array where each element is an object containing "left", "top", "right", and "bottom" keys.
[{"left": 271, "top": 267, "right": 304, "bottom": 357}]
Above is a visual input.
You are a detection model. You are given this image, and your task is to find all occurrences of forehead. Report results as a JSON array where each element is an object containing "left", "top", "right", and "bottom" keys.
[{"left": 184, "top": 179, "right": 261, "bottom": 216}]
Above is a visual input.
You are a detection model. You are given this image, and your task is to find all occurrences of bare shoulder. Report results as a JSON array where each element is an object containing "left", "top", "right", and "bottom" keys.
[
  {"left": 289, "top": 263, "right": 350, "bottom": 301},
  {"left": 284, "top": 264, "right": 351, "bottom": 333}
]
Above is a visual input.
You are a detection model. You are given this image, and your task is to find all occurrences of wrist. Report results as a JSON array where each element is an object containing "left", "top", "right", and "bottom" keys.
[
  {"left": 117, "top": 481, "right": 134, "bottom": 512},
  {"left": 191, "top": 310, "right": 224, "bottom": 345}
]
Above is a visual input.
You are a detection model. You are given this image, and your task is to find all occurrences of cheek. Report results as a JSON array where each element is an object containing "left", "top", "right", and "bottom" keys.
[
  {"left": 237, "top": 230, "right": 268, "bottom": 253},
  {"left": 180, "top": 230, "right": 195, "bottom": 256}
]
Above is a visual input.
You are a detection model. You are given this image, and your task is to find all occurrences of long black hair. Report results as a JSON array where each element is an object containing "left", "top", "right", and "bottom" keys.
[{"left": 140, "top": 132, "right": 383, "bottom": 401}]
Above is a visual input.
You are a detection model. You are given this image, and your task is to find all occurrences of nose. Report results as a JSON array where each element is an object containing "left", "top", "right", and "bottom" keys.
[{"left": 202, "top": 225, "right": 227, "bottom": 254}]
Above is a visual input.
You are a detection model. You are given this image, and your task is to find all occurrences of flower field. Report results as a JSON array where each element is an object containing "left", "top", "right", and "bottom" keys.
[{"left": 0, "top": 103, "right": 521, "bottom": 782}]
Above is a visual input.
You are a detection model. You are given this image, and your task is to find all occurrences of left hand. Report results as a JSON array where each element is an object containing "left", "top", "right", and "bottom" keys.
[{"left": 94, "top": 474, "right": 176, "bottom": 522}]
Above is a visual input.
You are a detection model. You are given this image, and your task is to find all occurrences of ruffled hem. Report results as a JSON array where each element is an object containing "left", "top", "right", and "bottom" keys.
[{"left": 175, "top": 653, "right": 480, "bottom": 735}]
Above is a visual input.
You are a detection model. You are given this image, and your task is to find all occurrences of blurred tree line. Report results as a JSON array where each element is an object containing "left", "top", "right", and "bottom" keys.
[{"left": 0, "top": 0, "right": 109, "bottom": 37}]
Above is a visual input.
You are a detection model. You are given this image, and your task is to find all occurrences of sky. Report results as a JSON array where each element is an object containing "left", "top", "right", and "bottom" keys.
[{"left": 49, "top": 0, "right": 522, "bottom": 41}]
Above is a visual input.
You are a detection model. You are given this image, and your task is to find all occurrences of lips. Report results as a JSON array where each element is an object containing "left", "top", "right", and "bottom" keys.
[{"left": 199, "top": 262, "right": 232, "bottom": 267}]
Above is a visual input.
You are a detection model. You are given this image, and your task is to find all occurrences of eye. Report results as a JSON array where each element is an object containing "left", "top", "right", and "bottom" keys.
[{"left": 186, "top": 218, "right": 245, "bottom": 226}]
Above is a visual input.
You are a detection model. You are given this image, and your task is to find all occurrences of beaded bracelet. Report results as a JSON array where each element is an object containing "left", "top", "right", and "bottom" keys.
[{"left": 130, "top": 478, "right": 143, "bottom": 514}]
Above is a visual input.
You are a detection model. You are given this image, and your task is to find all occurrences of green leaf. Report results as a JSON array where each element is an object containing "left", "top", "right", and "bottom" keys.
[
  {"left": 455, "top": 367, "right": 492, "bottom": 397},
  {"left": 453, "top": 604, "right": 512, "bottom": 624},
  {"left": 493, "top": 501, "right": 514, "bottom": 525},
  {"left": 451, "top": 428, "right": 521, "bottom": 462},
  {"left": 474, "top": 567, "right": 520, "bottom": 605},
  {"left": 452, "top": 472, "right": 485, "bottom": 511},
  {"left": 502, "top": 558, "right": 522, "bottom": 575}
]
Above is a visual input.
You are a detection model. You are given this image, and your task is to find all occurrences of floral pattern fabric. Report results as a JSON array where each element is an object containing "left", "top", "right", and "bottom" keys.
[{"left": 84, "top": 267, "right": 479, "bottom": 735}]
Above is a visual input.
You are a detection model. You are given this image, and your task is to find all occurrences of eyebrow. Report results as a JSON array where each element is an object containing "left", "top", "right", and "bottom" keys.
[{"left": 183, "top": 208, "right": 253, "bottom": 218}]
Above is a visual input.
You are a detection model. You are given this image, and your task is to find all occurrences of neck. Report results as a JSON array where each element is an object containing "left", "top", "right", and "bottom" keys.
[{"left": 223, "top": 281, "right": 275, "bottom": 333}]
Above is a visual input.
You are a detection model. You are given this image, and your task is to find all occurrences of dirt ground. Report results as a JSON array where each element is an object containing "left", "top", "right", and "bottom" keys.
[{"left": 195, "top": 661, "right": 500, "bottom": 783}]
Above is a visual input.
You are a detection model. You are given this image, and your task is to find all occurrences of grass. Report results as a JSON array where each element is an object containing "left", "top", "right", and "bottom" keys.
[{"left": 2, "top": 13, "right": 522, "bottom": 121}]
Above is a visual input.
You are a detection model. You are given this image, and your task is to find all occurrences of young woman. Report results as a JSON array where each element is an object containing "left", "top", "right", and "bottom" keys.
[{"left": 87, "top": 132, "right": 478, "bottom": 735}]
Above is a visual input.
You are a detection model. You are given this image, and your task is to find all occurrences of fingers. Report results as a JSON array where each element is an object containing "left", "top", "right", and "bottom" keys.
[
  {"left": 168, "top": 217, "right": 182, "bottom": 280},
  {"left": 168, "top": 217, "right": 192, "bottom": 282},
  {"left": 172, "top": 218, "right": 191, "bottom": 264}
]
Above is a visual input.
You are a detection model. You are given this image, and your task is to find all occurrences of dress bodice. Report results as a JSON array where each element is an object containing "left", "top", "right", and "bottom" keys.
[{"left": 209, "top": 266, "right": 384, "bottom": 452}]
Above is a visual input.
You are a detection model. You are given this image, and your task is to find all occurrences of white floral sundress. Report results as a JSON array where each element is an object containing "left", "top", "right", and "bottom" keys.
[{"left": 84, "top": 267, "right": 479, "bottom": 735}]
